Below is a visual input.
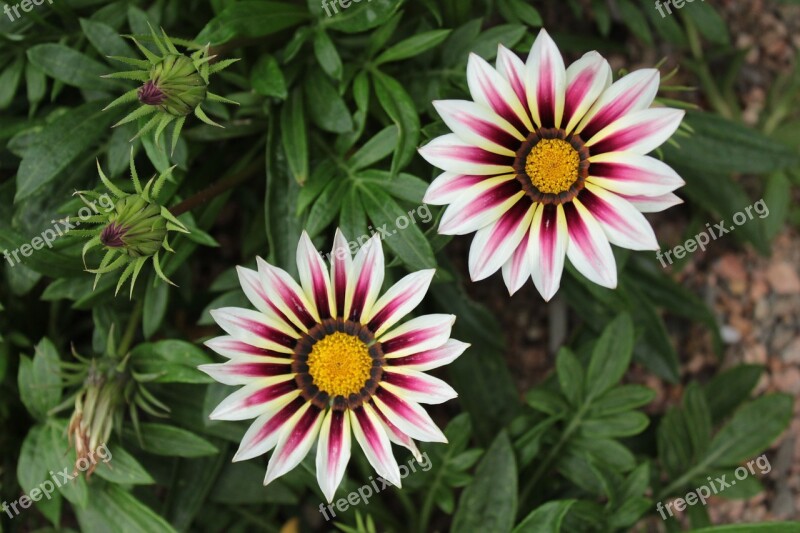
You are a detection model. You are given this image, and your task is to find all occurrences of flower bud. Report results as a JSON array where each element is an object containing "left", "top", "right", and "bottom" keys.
[{"left": 144, "top": 54, "right": 207, "bottom": 116}]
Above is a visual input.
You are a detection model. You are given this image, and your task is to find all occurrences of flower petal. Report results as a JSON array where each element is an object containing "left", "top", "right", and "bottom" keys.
[
  {"left": 564, "top": 199, "right": 617, "bottom": 289},
  {"left": 365, "top": 269, "right": 436, "bottom": 337},
  {"left": 529, "top": 203, "right": 568, "bottom": 301},
  {"left": 388, "top": 339, "right": 470, "bottom": 371},
  {"left": 330, "top": 228, "right": 354, "bottom": 317},
  {"left": 418, "top": 134, "right": 515, "bottom": 175},
  {"left": 297, "top": 231, "right": 335, "bottom": 320},
  {"left": 380, "top": 314, "right": 455, "bottom": 358},
  {"left": 350, "top": 404, "right": 402, "bottom": 487},
  {"left": 233, "top": 395, "right": 305, "bottom": 461},
  {"left": 496, "top": 44, "right": 529, "bottom": 112},
  {"left": 581, "top": 185, "right": 658, "bottom": 250},
  {"left": 439, "top": 175, "right": 524, "bottom": 235},
  {"left": 501, "top": 225, "right": 533, "bottom": 295},
  {"left": 381, "top": 368, "right": 458, "bottom": 405},
  {"left": 236, "top": 266, "right": 301, "bottom": 335},
  {"left": 209, "top": 376, "right": 299, "bottom": 421},
  {"left": 587, "top": 152, "right": 685, "bottom": 196},
  {"left": 468, "top": 198, "right": 535, "bottom": 281},
  {"left": 257, "top": 257, "right": 320, "bottom": 331},
  {"left": 563, "top": 51, "right": 612, "bottom": 134},
  {"left": 373, "top": 387, "right": 447, "bottom": 443},
  {"left": 209, "top": 308, "right": 299, "bottom": 354},
  {"left": 199, "top": 356, "right": 292, "bottom": 385},
  {"left": 526, "top": 29, "right": 567, "bottom": 129},
  {"left": 423, "top": 172, "right": 486, "bottom": 205},
  {"left": 586, "top": 108, "right": 685, "bottom": 155},
  {"left": 467, "top": 53, "right": 533, "bottom": 134},
  {"left": 373, "top": 403, "right": 422, "bottom": 461},
  {"left": 620, "top": 192, "right": 684, "bottom": 213},
  {"left": 433, "top": 100, "right": 524, "bottom": 156},
  {"left": 575, "top": 68, "right": 660, "bottom": 140},
  {"left": 264, "top": 403, "right": 324, "bottom": 485},
  {"left": 204, "top": 335, "right": 292, "bottom": 360},
  {"left": 344, "top": 235, "right": 384, "bottom": 322},
  {"left": 316, "top": 409, "right": 351, "bottom": 503}
]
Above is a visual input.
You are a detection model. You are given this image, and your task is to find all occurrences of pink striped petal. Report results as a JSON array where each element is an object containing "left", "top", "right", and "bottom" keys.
[
  {"left": 236, "top": 266, "right": 303, "bottom": 336},
  {"left": 423, "top": 172, "right": 486, "bottom": 205},
  {"left": 316, "top": 409, "right": 351, "bottom": 503},
  {"left": 496, "top": 44, "right": 529, "bottom": 112},
  {"left": 581, "top": 185, "right": 658, "bottom": 250},
  {"left": 388, "top": 339, "right": 469, "bottom": 371},
  {"left": 467, "top": 53, "right": 533, "bottom": 134},
  {"left": 468, "top": 198, "right": 535, "bottom": 281},
  {"left": 565, "top": 199, "right": 617, "bottom": 288},
  {"left": 501, "top": 225, "right": 533, "bottom": 295},
  {"left": 257, "top": 257, "right": 320, "bottom": 331},
  {"left": 586, "top": 108, "right": 685, "bottom": 155},
  {"left": 344, "top": 235, "right": 384, "bottom": 322},
  {"left": 210, "top": 308, "right": 299, "bottom": 354},
  {"left": 587, "top": 152, "right": 685, "bottom": 196},
  {"left": 297, "top": 231, "right": 335, "bottom": 319},
  {"left": 199, "top": 356, "right": 292, "bottom": 385},
  {"left": 526, "top": 29, "right": 566, "bottom": 129},
  {"left": 418, "top": 134, "right": 515, "bottom": 175},
  {"left": 563, "top": 51, "right": 612, "bottom": 134},
  {"left": 209, "top": 376, "right": 299, "bottom": 421},
  {"left": 373, "top": 387, "right": 447, "bottom": 443},
  {"left": 433, "top": 100, "right": 524, "bottom": 156},
  {"left": 264, "top": 403, "right": 324, "bottom": 485},
  {"left": 373, "top": 404, "right": 422, "bottom": 461},
  {"left": 330, "top": 229, "right": 353, "bottom": 317},
  {"left": 575, "top": 68, "right": 660, "bottom": 140},
  {"left": 381, "top": 368, "right": 458, "bottom": 405},
  {"left": 380, "top": 314, "right": 455, "bottom": 358},
  {"left": 439, "top": 175, "right": 523, "bottom": 235},
  {"left": 233, "top": 395, "right": 305, "bottom": 461},
  {"left": 204, "top": 336, "right": 293, "bottom": 360},
  {"left": 620, "top": 192, "right": 683, "bottom": 213},
  {"left": 365, "top": 269, "right": 436, "bottom": 337},
  {"left": 350, "top": 404, "right": 402, "bottom": 487},
  {"left": 529, "top": 204, "right": 568, "bottom": 301}
]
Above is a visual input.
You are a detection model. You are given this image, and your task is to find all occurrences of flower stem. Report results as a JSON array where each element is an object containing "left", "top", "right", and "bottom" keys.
[
  {"left": 169, "top": 157, "right": 264, "bottom": 217},
  {"left": 118, "top": 299, "right": 144, "bottom": 356}
]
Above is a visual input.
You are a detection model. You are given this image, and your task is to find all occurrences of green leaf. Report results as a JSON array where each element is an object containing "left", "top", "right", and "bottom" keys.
[
  {"left": 305, "top": 70, "right": 353, "bottom": 133},
  {"left": 348, "top": 126, "right": 398, "bottom": 171},
  {"left": 762, "top": 172, "right": 791, "bottom": 240},
  {"left": 590, "top": 385, "right": 655, "bottom": 417},
  {"left": 703, "top": 364, "right": 763, "bottom": 424},
  {"left": 80, "top": 18, "right": 134, "bottom": 59},
  {"left": 681, "top": 0, "right": 730, "bottom": 45},
  {"left": 92, "top": 446, "right": 155, "bottom": 485},
  {"left": 18, "top": 338, "right": 61, "bottom": 420},
  {"left": 14, "top": 101, "right": 118, "bottom": 202},
  {"left": 585, "top": 313, "right": 634, "bottom": 400},
  {"left": 27, "top": 44, "right": 120, "bottom": 91},
  {"left": 580, "top": 412, "right": 649, "bottom": 439},
  {"left": 280, "top": 89, "right": 309, "bottom": 184},
  {"left": 313, "top": 29, "right": 343, "bottom": 81},
  {"left": 617, "top": 0, "right": 653, "bottom": 45},
  {"left": 130, "top": 340, "right": 213, "bottom": 384},
  {"left": 374, "top": 30, "right": 452, "bottom": 65},
  {"left": 0, "top": 56, "right": 24, "bottom": 110},
  {"left": 683, "top": 383, "right": 712, "bottom": 459},
  {"left": 17, "top": 425, "right": 62, "bottom": 525},
  {"left": 124, "top": 423, "right": 218, "bottom": 457},
  {"left": 306, "top": 179, "right": 349, "bottom": 238},
  {"left": 196, "top": 1, "right": 309, "bottom": 45},
  {"left": 355, "top": 170, "right": 428, "bottom": 203},
  {"left": 359, "top": 185, "right": 436, "bottom": 270},
  {"left": 40, "top": 419, "right": 89, "bottom": 506},
  {"left": 470, "top": 24, "right": 526, "bottom": 60},
  {"left": 555, "top": 347, "right": 584, "bottom": 407},
  {"left": 704, "top": 394, "right": 793, "bottom": 466},
  {"left": 339, "top": 186, "right": 368, "bottom": 244},
  {"left": 75, "top": 482, "right": 177, "bottom": 533},
  {"left": 513, "top": 500, "right": 575, "bottom": 533},
  {"left": 372, "top": 70, "right": 420, "bottom": 175},
  {"left": 251, "top": 54, "right": 287, "bottom": 99},
  {"left": 142, "top": 281, "right": 168, "bottom": 339},
  {"left": 323, "top": 0, "right": 401, "bottom": 34},
  {"left": 452, "top": 432, "right": 517, "bottom": 533},
  {"left": 691, "top": 524, "right": 800, "bottom": 533}
]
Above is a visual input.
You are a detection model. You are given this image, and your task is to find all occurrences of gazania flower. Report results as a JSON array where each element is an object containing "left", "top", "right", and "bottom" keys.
[
  {"left": 420, "top": 29, "right": 685, "bottom": 300},
  {"left": 201, "top": 230, "right": 466, "bottom": 502}
]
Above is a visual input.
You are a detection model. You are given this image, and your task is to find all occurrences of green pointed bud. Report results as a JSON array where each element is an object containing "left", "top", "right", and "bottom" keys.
[
  {"left": 102, "top": 195, "right": 168, "bottom": 258},
  {"left": 143, "top": 55, "right": 207, "bottom": 116}
]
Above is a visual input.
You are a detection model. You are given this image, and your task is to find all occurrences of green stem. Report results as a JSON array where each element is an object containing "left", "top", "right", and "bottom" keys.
[
  {"left": 118, "top": 299, "right": 144, "bottom": 356},
  {"left": 683, "top": 17, "right": 733, "bottom": 119},
  {"left": 169, "top": 157, "right": 264, "bottom": 216}
]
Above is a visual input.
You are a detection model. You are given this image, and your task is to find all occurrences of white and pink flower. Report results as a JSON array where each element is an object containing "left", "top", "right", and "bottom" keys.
[
  {"left": 201, "top": 230, "right": 466, "bottom": 502},
  {"left": 421, "top": 29, "right": 685, "bottom": 300}
]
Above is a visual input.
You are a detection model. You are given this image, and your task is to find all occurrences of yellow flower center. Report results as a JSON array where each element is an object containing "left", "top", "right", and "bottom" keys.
[
  {"left": 307, "top": 332, "right": 373, "bottom": 398},
  {"left": 524, "top": 138, "right": 580, "bottom": 194}
]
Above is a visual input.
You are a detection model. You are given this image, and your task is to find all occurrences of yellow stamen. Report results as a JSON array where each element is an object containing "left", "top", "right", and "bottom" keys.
[
  {"left": 525, "top": 138, "right": 580, "bottom": 194},
  {"left": 307, "top": 332, "right": 373, "bottom": 397}
]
